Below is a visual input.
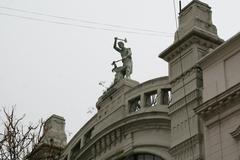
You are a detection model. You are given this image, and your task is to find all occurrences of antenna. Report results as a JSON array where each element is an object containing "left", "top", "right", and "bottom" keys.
[{"left": 179, "top": 0, "right": 182, "bottom": 13}]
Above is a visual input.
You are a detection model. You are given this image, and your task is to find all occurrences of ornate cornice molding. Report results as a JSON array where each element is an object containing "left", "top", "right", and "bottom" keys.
[
  {"left": 104, "top": 144, "right": 169, "bottom": 160},
  {"left": 166, "top": 36, "right": 215, "bottom": 62},
  {"left": 159, "top": 28, "right": 223, "bottom": 62},
  {"left": 195, "top": 82, "right": 240, "bottom": 116},
  {"left": 180, "top": 0, "right": 210, "bottom": 14},
  {"left": 75, "top": 111, "right": 170, "bottom": 159},
  {"left": 169, "top": 134, "right": 202, "bottom": 155},
  {"left": 198, "top": 32, "right": 240, "bottom": 70}
]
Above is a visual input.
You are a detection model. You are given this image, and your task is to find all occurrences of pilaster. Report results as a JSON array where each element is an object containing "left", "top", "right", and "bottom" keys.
[{"left": 159, "top": 1, "right": 223, "bottom": 159}]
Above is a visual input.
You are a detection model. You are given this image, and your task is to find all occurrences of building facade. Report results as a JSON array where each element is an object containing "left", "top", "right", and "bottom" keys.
[
  {"left": 60, "top": 78, "right": 171, "bottom": 160},
  {"left": 159, "top": 0, "right": 223, "bottom": 159},
  {"left": 195, "top": 33, "right": 240, "bottom": 160},
  {"left": 29, "top": 0, "right": 240, "bottom": 160}
]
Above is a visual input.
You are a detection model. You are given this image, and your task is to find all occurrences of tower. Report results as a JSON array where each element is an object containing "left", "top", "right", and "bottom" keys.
[
  {"left": 26, "top": 114, "right": 67, "bottom": 160},
  {"left": 41, "top": 114, "right": 67, "bottom": 147},
  {"left": 159, "top": 0, "right": 223, "bottom": 159}
]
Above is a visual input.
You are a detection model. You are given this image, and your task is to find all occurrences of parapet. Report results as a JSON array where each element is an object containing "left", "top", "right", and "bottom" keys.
[{"left": 96, "top": 79, "right": 139, "bottom": 110}]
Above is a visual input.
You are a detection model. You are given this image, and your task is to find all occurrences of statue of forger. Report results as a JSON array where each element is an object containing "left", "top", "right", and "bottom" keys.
[{"left": 112, "top": 37, "right": 133, "bottom": 82}]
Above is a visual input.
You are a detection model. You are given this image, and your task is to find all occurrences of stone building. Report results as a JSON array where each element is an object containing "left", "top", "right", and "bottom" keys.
[
  {"left": 60, "top": 78, "right": 171, "bottom": 160},
  {"left": 195, "top": 32, "right": 240, "bottom": 160},
  {"left": 29, "top": 0, "right": 240, "bottom": 160},
  {"left": 159, "top": 0, "right": 223, "bottom": 159}
]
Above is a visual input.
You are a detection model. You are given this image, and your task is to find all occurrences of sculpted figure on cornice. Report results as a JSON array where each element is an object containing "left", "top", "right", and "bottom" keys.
[{"left": 112, "top": 37, "right": 133, "bottom": 82}]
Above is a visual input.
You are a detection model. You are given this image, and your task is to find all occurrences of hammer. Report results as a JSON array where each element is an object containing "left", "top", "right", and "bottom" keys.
[{"left": 116, "top": 37, "right": 127, "bottom": 43}]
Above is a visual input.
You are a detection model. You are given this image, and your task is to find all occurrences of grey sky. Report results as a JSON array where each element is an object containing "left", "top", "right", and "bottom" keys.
[{"left": 0, "top": 0, "right": 239, "bottom": 139}]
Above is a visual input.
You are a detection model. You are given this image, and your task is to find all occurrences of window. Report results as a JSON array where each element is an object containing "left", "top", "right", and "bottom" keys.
[
  {"left": 122, "top": 153, "right": 163, "bottom": 160},
  {"left": 161, "top": 88, "right": 171, "bottom": 105},
  {"left": 129, "top": 96, "right": 141, "bottom": 113},
  {"left": 145, "top": 91, "right": 158, "bottom": 107}
]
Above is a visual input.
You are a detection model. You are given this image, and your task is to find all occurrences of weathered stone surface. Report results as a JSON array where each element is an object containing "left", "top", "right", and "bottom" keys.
[
  {"left": 60, "top": 78, "right": 171, "bottom": 160},
  {"left": 159, "top": 0, "right": 224, "bottom": 159},
  {"left": 196, "top": 32, "right": 240, "bottom": 160},
  {"left": 26, "top": 115, "right": 67, "bottom": 160},
  {"left": 41, "top": 114, "right": 67, "bottom": 147}
]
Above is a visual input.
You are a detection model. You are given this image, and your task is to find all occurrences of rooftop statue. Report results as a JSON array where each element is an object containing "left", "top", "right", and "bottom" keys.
[{"left": 112, "top": 37, "right": 132, "bottom": 82}]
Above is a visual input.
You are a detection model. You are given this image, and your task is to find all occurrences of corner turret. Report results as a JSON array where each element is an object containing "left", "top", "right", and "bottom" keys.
[
  {"left": 41, "top": 114, "right": 67, "bottom": 147},
  {"left": 26, "top": 114, "right": 67, "bottom": 160}
]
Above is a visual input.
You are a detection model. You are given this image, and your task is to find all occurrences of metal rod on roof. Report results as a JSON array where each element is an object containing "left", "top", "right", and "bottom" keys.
[{"left": 179, "top": 0, "right": 182, "bottom": 13}]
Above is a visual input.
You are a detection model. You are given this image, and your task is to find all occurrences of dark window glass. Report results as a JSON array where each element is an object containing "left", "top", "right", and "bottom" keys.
[
  {"left": 129, "top": 96, "right": 141, "bottom": 113},
  {"left": 161, "top": 88, "right": 171, "bottom": 105},
  {"left": 145, "top": 90, "right": 158, "bottom": 107},
  {"left": 70, "top": 140, "right": 81, "bottom": 159},
  {"left": 137, "top": 155, "right": 144, "bottom": 160},
  {"left": 145, "top": 154, "right": 153, "bottom": 160},
  {"left": 84, "top": 127, "right": 94, "bottom": 144},
  {"left": 122, "top": 153, "right": 162, "bottom": 160}
]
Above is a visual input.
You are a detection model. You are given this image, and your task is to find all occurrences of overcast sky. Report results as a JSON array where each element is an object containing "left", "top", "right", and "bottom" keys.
[{"left": 0, "top": 0, "right": 239, "bottom": 139}]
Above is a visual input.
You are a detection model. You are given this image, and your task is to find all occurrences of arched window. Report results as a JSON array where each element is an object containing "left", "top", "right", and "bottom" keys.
[{"left": 122, "top": 153, "right": 163, "bottom": 160}]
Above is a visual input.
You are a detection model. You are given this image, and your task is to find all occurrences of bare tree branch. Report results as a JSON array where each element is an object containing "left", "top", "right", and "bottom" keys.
[
  {"left": 0, "top": 106, "right": 42, "bottom": 160},
  {"left": 0, "top": 106, "right": 62, "bottom": 160}
]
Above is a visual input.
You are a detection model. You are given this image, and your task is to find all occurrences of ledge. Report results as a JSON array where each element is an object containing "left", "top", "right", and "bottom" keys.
[
  {"left": 169, "top": 133, "right": 202, "bottom": 155},
  {"left": 96, "top": 79, "right": 139, "bottom": 109},
  {"left": 194, "top": 82, "right": 240, "bottom": 116},
  {"left": 75, "top": 111, "right": 170, "bottom": 159},
  {"left": 198, "top": 32, "right": 240, "bottom": 69},
  {"left": 159, "top": 27, "right": 223, "bottom": 61},
  {"left": 169, "top": 89, "right": 202, "bottom": 115}
]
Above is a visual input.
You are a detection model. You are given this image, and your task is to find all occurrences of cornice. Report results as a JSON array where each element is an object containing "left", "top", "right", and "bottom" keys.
[
  {"left": 170, "top": 65, "right": 202, "bottom": 86},
  {"left": 195, "top": 82, "right": 240, "bottom": 116},
  {"left": 132, "top": 144, "right": 170, "bottom": 150},
  {"left": 169, "top": 134, "right": 202, "bottom": 155},
  {"left": 125, "top": 76, "right": 169, "bottom": 96},
  {"left": 74, "top": 111, "right": 170, "bottom": 159},
  {"left": 198, "top": 32, "right": 240, "bottom": 69},
  {"left": 159, "top": 27, "right": 223, "bottom": 62},
  {"left": 180, "top": 0, "right": 210, "bottom": 14},
  {"left": 62, "top": 114, "right": 98, "bottom": 152},
  {"left": 105, "top": 144, "right": 169, "bottom": 160},
  {"left": 63, "top": 106, "right": 170, "bottom": 155},
  {"left": 169, "top": 89, "right": 202, "bottom": 115},
  {"left": 137, "top": 76, "right": 169, "bottom": 87}
]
